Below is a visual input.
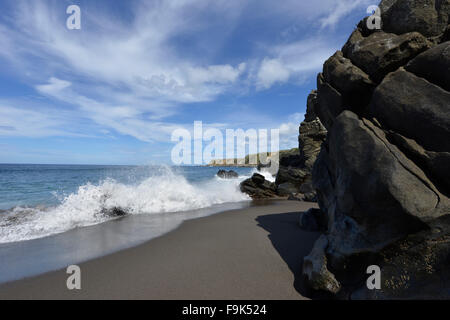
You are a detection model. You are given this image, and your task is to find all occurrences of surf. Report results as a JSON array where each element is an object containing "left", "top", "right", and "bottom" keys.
[{"left": 0, "top": 166, "right": 251, "bottom": 244}]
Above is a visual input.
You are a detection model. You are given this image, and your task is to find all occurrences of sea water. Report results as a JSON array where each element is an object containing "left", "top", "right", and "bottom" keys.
[
  {"left": 0, "top": 164, "right": 278, "bottom": 282},
  {"left": 0, "top": 164, "right": 275, "bottom": 244}
]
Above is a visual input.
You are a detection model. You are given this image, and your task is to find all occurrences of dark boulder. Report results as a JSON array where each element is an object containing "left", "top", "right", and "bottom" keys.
[
  {"left": 306, "top": 111, "right": 450, "bottom": 294},
  {"left": 387, "top": 132, "right": 450, "bottom": 193},
  {"left": 323, "top": 50, "right": 375, "bottom": 110},
  {"left": 343, "top": 31, "right": 430, "bottom": 83},
  {"left": 370, "top": 69, "right": 450, "bottom": 153},
  {"left": 406, "top": 41, "right": 450, "bottom": 91},
  {"left": 342, "top": 29, "right": 364, "bottom": 59},
  {"left": 217, "top": 169, "right": 239, "bottom": 179},
  {"left": 251, "top": 173, "right": 265, "bottom": 184},
  {"left": 102, "top": 207, "right": 128, "bottom": 217},
  {"left": 380, "top": 0, "right": 450, "bottom": 37},
  {"left": 313, "top": 111, "right": 447, "bottom": 262},
  {"left": 240, "top": 173, "right": 278, "bottom": 199}
]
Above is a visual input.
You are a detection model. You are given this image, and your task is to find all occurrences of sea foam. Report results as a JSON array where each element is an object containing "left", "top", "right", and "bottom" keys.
[{"left": 0, "top": 167, "right": 250, "bottom": 244}]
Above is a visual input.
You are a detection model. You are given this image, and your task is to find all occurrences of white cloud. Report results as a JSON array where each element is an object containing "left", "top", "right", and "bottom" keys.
[
  {"left": 254, "top": 38, "right": 338, "bottom": 89},
  {"left": 278, "top": 113, "right": 305, "bottom": 149},
  {"left": 32, "top": 79, "right": 182, "bottom": 143},
  {"left": 319, "top": 0, "right": 372, "bottom": 29},
  {"left": 256, "top": 59, "right": 291, "bottom": 89},
  {"left": 188, "top": 63, "right": 246, "bottom": 85},
  {"left": 0, "top": 103, "right": 89, "bottom": 138},
  {"left": 35, "top": 77, "right": 72, "bottom": 95},
  {"left": 0, "top": 1, "right": 247, "bottom": 106},
  {"left": 0, "top": 0, "right": 369, "bottom": 143}
]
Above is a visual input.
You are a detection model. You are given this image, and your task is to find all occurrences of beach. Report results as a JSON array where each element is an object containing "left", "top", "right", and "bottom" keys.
[{"left": 0, "top": 200, "right": 319, "bottom": 300}]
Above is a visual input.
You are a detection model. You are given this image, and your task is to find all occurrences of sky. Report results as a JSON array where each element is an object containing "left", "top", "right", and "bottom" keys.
[{"left": 0, "top": 0, "right": 374, "bottom": 165}]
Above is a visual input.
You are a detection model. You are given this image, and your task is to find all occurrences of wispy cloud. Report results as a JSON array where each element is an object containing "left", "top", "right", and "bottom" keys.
[
  {"left": 255, "top": 38, "right": 338, "bottom": 89},
  {"left": 0, "top": 0, "right": 369, "bottom": 146},
  {"left": 256, "top": 59, "right": 291, "bottom": 90},
  {"left": 0, "top": 101, "right": 91, "bottom": 138},
  {"left": 319, "top": 0, "right": 372, "bottom": 29}
]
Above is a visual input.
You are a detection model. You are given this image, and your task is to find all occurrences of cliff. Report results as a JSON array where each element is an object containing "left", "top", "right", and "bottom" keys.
[
  {"left": 239, "top": 104, "right": 327, "bottom": 200},
  {"left": 207, "top": 149, "right": 298, "bottom": 169},
  {"left": 301, "top": 0, "right": 450, "bottom": 299}
]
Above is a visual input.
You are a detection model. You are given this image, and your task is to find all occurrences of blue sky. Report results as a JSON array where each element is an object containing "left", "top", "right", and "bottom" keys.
[{"left": 0, "top": 0, "right": 373, "bottom": 165}]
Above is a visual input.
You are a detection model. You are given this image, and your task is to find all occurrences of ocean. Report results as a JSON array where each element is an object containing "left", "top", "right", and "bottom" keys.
[
  {"left": 0, "top": 164, "right": 274, "bottom": 244},
  {"left": 0, "top": 164, "right": 280, "bottom": 283}
]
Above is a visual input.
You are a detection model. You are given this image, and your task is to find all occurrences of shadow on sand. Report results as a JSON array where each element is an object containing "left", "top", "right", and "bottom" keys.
[{"left": 256, "top": 211, "right": 320, "bottom": 298}]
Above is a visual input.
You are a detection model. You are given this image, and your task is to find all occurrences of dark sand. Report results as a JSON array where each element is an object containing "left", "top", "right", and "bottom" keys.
[{"left": 0, "top": 201, "right": 319, "bottom": 300}]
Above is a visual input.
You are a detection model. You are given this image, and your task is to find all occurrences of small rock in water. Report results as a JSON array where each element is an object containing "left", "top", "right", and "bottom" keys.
[
  {"left": 102, "top": 207, "right": 128, "bottom": 217},
  {"left": 240, "top": 173, "right": 278, "bottom": 199},
  {"left": 217, "top": 169, "right": 239, "bottom": 179}
]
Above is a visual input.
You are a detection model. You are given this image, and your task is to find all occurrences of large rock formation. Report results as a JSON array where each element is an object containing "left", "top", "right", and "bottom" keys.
[
  {"left": 240, "top": 92, "right": 327, "bottom": 201},
  {"left": 302, "top": 0, "right": 450, "bottom": 299},
  {"left": 273, "top": 91, "right": 327, "bottom": 200}
]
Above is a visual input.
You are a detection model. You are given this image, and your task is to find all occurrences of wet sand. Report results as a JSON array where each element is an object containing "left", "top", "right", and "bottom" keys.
[{"left": 0, "top": 200, "right": 319, "bottom": 300}]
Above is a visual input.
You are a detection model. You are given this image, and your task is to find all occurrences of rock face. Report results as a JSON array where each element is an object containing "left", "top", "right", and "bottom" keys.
[
  {"left": 299, "top": 208, "right": 328, "bottom": 232},
  {"left": 240, "top": 92, "right": 327, "bottom": 200},
  {"left": 217, "top": 169, "right": 239, "bottom": 179},
  {"left": 405, "top": 41, "right": 450, "bottom": 91},
  {"left": 275, "top": 91, "right": 327, "bottom": 200},
  {"left": 343, "top": 30, "right": 431, "bottom": 83},
  {"left": 302, "top": 0, "right": 450, "bottom": 298},
  {"left": 323, "top": 51, "right": 375, "bottom": 110},
  {"left": 380, "top": 0, "right": 450, "bottom": 37},
  {"left": 371, "top": 69, "right": 450, "bottom": 152},
  {"left": 298, "top": 94, "right": 328, "bottom": 174}
]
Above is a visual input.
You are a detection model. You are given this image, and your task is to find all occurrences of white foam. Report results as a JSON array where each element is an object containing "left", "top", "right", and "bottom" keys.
[
  {"left": 0, "top": 167, "right": 250, "bottom": 244},
  {"left": 246, "top": 168, "right": 276, "bottom": 182}
]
